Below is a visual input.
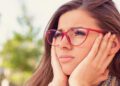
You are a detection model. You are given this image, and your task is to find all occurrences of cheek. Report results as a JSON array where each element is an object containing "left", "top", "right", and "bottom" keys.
[
  {"left": 75, "top": 42, "right": 94, "bottom": 61},
  {"left": 55, "top": 35, "right": 97, "bottom": 75},
  {"left": 74, "top": 35, "right": 97, "bottom": 63},
  {"left": 59, "top": 44, "right": 94, "bottom": 75},
  {"left": 69, "top": 41, "right": 94, "bottom": 73}
]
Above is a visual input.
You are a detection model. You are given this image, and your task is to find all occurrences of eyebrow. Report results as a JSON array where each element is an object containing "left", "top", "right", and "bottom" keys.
[{"left": 57, "top": 26, "right": 84, "bottom": 31}]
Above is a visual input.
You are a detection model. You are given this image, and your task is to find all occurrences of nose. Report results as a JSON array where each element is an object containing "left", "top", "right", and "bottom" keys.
[{"left": 58, "top": 35, "right": 72, "bottom": 50}]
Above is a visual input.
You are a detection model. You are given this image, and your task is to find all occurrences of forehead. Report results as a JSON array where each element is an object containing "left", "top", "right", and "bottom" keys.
[{"left": 57, "top": 9, "right": 102, "bottom": 31}]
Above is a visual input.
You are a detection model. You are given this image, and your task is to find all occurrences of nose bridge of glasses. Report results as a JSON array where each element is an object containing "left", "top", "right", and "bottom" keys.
[{"left": 61, "top": 32, "right": 71, "bottom": 44}]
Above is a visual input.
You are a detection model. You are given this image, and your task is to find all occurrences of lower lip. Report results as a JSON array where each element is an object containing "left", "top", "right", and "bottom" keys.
[{"left": 58, "top": 57, "right": 73, "bottom": 62}]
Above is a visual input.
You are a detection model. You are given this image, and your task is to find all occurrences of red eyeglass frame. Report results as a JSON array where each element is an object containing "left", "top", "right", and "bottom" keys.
[{"left": 46, "top": 27, "right": 106, "bottom": 46}]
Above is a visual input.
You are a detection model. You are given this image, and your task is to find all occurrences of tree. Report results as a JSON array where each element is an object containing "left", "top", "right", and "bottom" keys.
[{"left": 0, "top": 2, "right": 44, "bottom": 86}]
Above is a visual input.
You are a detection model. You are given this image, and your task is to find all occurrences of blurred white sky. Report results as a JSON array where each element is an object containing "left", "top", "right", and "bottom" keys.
[{"left": 0, "top": 0, "right": 120, "bottom": 50}]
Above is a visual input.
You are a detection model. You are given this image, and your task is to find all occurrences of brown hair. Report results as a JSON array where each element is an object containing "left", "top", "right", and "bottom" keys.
[{"left": 26, "top": 0, "right": 120, "bottom": 86}]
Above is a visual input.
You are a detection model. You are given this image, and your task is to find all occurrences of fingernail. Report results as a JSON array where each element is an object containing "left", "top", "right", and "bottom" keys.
[
  {"left": 105, "top": 32, "right": 111, "bottom": 38},
  {"left": 112, "top": 34, "right": 116, "bottom": 39},
  {"left": 107, "top": 32, "right": 111, "bottom": 36},
  {"left": 113, "top": 34, "right": 116, "bottom": 37}
]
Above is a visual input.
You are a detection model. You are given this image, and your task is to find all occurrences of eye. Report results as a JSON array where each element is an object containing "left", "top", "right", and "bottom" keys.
[
  {"left": 74, "top": 30, "right": 86, "bottom": 36},
  {"left": 54, "top": 32, "right": 62, "bottom": 38}
]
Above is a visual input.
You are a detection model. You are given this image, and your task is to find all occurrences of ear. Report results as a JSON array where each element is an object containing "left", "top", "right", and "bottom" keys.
[{"left": 110, "top": 36, "right": 120, "bottom": 55}]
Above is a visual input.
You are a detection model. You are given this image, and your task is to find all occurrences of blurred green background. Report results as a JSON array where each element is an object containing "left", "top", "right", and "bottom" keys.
[
  {"left": 0, "top": 0, "right": 68, "bottom": 85},
  {"left": 0, "top": 1, "right": 44, "bottom": 86}
]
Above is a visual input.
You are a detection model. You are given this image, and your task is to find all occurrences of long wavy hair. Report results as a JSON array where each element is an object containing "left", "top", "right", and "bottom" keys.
[{"left": 26, "top": 0, "right": 120, "bottom": 86}]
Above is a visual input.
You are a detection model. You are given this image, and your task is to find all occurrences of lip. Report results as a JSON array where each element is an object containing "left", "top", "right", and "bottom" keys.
[{"left": 58, "top": 55, "right": 74, "bottom": 63}]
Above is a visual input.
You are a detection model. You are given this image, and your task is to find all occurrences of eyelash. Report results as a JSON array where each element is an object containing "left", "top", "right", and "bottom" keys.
[{"left": 75, "top": 31, "right": 86, "bottom": 36}]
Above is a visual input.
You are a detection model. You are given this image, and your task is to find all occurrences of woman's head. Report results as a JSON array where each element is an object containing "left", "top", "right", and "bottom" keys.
[
  {"left": 45, "top": 0, "right": 120, "bottom": 75},
  {"left": 47, "top": 9, "right": 110, "bottom": 75},
  {"left": 27, "top": 0, "right": 120, "bottom": 86}
]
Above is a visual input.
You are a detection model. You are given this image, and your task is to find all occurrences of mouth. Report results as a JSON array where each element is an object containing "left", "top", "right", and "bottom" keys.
[{"left": 58, "top": 55, "right": 75, "bottom": 63}]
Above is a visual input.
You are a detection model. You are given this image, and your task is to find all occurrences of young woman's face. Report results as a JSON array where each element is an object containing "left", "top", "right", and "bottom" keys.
[{"left": 55, "top": 9, "right": 103, "bottom": 75}]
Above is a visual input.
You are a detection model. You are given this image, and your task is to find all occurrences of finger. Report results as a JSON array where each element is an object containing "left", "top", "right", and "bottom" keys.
[
  {"left": 84, "top": 34, "right": 103, "bottom": 61},
  {"left": 99, "top": 34, "right": 116, "bottom": 65},
  {"left": 94, "top": 32, "right": 111, "bottom": 62}
]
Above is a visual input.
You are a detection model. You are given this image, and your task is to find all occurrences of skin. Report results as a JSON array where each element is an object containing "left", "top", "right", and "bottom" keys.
[
  {"left": 48, "top": 9, "right": 120, "bottom": 86},
  {"left": 56, "top": 9, "right": 103, "bottom": 75}
]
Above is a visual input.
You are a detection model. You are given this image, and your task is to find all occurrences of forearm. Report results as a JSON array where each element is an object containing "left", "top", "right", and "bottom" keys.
[{"left": 48, "top": 80, "right": 68, "bottom": 86}]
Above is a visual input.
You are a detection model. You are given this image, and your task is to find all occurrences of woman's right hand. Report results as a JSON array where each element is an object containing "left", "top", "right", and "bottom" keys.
[{"left": 48, "top": 39, "right": 68, "bottom": 86}]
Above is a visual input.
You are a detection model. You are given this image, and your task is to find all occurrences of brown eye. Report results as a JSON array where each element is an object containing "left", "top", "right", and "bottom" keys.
[{"left": 54, "top": 32, "right": 62, "bottom": 38}]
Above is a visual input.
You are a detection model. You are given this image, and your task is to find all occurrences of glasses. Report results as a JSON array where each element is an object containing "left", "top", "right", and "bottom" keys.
[{"left": 46, "top": 27, "right": 105, "bottom": 46}]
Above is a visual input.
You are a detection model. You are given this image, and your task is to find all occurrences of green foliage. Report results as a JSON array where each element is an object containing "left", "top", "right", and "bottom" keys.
[
  {"left": 1, "top": 6, "right": 43, "bottom": 72},
  {"left": 1, "top": 36, "right": 42, "bottom": 71},
  {"left": 0, "top": 2, "right": 44, "bottom": 85}
]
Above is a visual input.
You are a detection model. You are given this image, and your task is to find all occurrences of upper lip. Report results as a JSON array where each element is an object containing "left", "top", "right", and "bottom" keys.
[{"left": 58, "top": 55, "right": 75, "bottom": 58}]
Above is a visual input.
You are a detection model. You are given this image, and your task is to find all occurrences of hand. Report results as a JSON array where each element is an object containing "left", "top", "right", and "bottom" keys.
[
  {"left": 48, "top": 39, "right": 68, "bottom": 86},
  {"left": 69, "top": 32, "right": 117, "bottom": 86}
]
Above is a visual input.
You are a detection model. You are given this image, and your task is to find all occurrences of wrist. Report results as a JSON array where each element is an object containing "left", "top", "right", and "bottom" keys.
[{"left": 51, "top": 78, "right": 68, "bottom": 86}]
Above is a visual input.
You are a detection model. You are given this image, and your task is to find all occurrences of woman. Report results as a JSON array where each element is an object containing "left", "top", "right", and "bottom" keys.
[{"left": 26, "top": 0, "right": 120, "bottom": 86}]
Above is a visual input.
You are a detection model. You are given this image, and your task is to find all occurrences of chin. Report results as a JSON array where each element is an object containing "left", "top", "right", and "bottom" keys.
[
  {"left": 60, "top": 61, "right": 79, "bottom": 76},
  {"left": 64, "top": 70, "right": 71, "bottom": 75},
  {"left": 62, "top": 66, "right": 74, "bottom": 75}
]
